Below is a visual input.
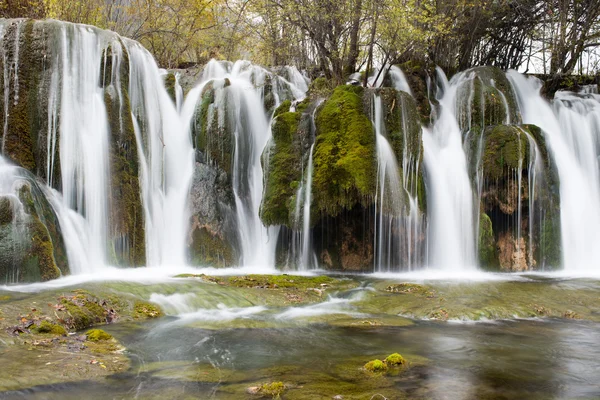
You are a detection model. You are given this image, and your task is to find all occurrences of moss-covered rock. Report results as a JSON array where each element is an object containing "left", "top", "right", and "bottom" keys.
[
  {"left": 478, "top": 212, "right": 498, "bottom": 269},
  {"left": 188, "top": 161, "right": 238, "bottom": 267},
  {"left": 193, "top": 80, "right": 233, "bottom": 173},
  {"left": 313, "top": 85, "right": 376, "bottom": 216},
  {"left": 164, "top": 72, "right": 177, "bottom": 103},
  {"left": 104, "top": 68, "right": 146, "bottom": 266},
  {"left": 134, "top": 301, "right": 162, "bottom": 319},
  {"left": 86, "top": 328, "right": 113, "bottom": 341},
  {"left": 364, "top": 359, "right": 387, "bottom": 373},
  {"left": 31, "top": 320, "right": 67, "bottom": 335},
  {"left": 384, "top": 353, "right": 407, "bottom": 366},
  {"left": 260, "top": 111, "right": 302, "bottom": 226},
  {"left": 188, "top": 222, "right": 235, "bottom": 267},
  {"left": 0, "top": 196, "right": 14, "bottom": 225},
  {"left": 476, "top": 124, "right": 559, "bottom": 271}
]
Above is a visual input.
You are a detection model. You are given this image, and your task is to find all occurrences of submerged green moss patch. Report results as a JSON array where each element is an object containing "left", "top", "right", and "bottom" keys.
[
  {"left": 179, "top": 274, "right": 350, "bottom": 291},
  {"left": 134, "top": 301, "right": 162, "bottom": 319},
  {"left": 259, "top": 381, "right": 285, "bottom": 398}
]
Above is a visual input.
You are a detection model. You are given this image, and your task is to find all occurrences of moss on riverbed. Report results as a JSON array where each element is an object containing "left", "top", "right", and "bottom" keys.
[{"left": 360, "top": 278, "right": 600, "bottom": 321}]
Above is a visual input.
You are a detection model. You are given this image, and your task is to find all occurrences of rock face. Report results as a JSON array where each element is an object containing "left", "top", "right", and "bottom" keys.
[
  {"left": 0, "top": 164, "right": 69, "bottom": 283},
  {"left": 0, "top": 19, "right": 145, "bottom": 271},
  {"left": 188, "top": 159, "right": 238, "bottom": 267},
  {"left": 474, "top": 124, "right": 560, "bottom": 271}
]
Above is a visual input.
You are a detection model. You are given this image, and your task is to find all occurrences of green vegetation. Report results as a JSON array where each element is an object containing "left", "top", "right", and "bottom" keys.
[
  {"left": 189, "top": 225, "right": 236, "bottom": 267},
  {"left": 364, "top": 359, "right": 388, "bottom": 373},
  {"left": 313, "top": 85, "right": 376, "bottom": 216},
  {"left": 260, "top": 110, "right": 303, "bottom": 226},
  {"left": 259, "top": 381, "right": 285, "bottom": 398},
  {"left": 478, "top": 212, "right": 498, "bottom": 269},
  {"left": 0, "top": 197, "right": 13, "bottom": 225},
  {"left": 385, "top": 353, "right": 407, "bottom": 366},
  {"left": 31, "top": 320, "right": 67, "bottom": 335},
  {"left": 104, "top": 73, "right": 146, "bottom": 266},
  {"left": 134, "top": 301, "right": 163, "bottom": 318},
  {"left": 86, "top": 329, "right": 113, "bottom": 341}
]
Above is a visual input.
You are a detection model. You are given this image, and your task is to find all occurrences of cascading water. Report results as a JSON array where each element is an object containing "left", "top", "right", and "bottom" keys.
[
  {"left": 126, "top": 39, "right": 194, "bottom": 266},
  {"left": 423, "top": 69, "right": 476, "bottom": 269},
  {"left": 508, "top": 71, "right": 600, "bottom": 272},
  {"left": 188, "top": 60, "right": 307, "bottom": 267},
  {"left": 371, "top": 94, "right": 405, "bottom": 271},
  {"left": 56, "top": 25, "right": 113, "bottom": 270},
  {"left": 0, "top": 20, "right": 195, "bottom": 273}
]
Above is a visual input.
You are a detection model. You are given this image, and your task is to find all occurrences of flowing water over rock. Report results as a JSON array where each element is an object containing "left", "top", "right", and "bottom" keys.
[
  {"left": 508, "top": 71, "right": 600, "bottom": 272},
  {"left": 423, "top": 69, "right": 477, "bottom": 270}
]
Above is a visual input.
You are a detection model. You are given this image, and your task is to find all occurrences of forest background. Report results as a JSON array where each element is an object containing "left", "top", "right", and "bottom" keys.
[{"left": 2, "top": 0, "right": 600, "bottom": 85}]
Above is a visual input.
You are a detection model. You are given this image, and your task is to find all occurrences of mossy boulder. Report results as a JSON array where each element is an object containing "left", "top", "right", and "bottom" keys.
[
  {"left": 31, "top": 320, "right": 67, "bottom": 335},
  {"left": 476, "top": 124, "right": 559, "bottom": 271},
  {"left": 0, "top": 170, "right": 69, "bottom": 283},
  {"left": 364, "top": 359, "right": 387, "bottom": 373},
  {"left": 384, "top": 353, "right": 407, "bottom": 366},
  {"left": 86, "top": 328, "right": 113, "bottom": 341},
  {"left": 313, "top": 85, "right": 376, "bottom": 216}
]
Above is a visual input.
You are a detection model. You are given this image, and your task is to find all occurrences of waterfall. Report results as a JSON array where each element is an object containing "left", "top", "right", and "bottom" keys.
[
  {"left": 189, "top": 60, "right": 307, "bottom": 267},
  {"left": 126, "top": 39, "right": 194, "bottom": 266},
  {"left": 389, "top": 66, "right": 413, "bottom": 96},
  {"left": 0, "top": 20, "right": 195, "bottom": 274},
  {"left": 56, "top": 25, "right": 112, "bottom": 271},
  {"left": 423, "top": 69, "right": 476, "bottom": 270},
  {"left": 508, "top": 71, "right": 600, "bottom": 272}
]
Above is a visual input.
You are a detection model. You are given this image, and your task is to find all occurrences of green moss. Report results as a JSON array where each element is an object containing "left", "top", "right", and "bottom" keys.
[
  {"left": 2, "top": 21, "right": 37, "bottom": 172},
  {"left": 164, "top": 73, "right": 177, "bottom": 103},
  {"left": 86, "top": 329, "right": 113, "bottom": 341},
  {"left": 189, "top": 224, "right": 235, "bottom": 267},
  {"left": 194, "top": 81, "right": 233, "bottom": 173},
  {"left": 211, "top": 274, "right": 346, "bottom": 290},
  {"left": 384, "top": 353, "right": 406, "bottom": 366},
  {"left": 364, "top": 359, "right": 387, "bottom": 373},
  {"left": 260, "top": 111, "right": 302, "bottom": 226},
  {"left": 386, "top": 283, "right": 435, "bottom": 297},
  {"left": 313, "top": 85, "right": 376, "bottom": 216},
  {"left": 540, "top": 215, "right": 561, "bottom": 268},
  {"left": 272, "top": 100, "right": 291, "bottom": 119},
  {"left": 0, "top": 197, "right": 13, "bottom": 225},
  {"left": 481, "top": 125, "right": 529, "bottom": 181},
  {"left": 478, "top": 212, "right": 498, "bottom": 269},
  {"left": 31, "top": 320, "right": 67, "bottom": 335},
  {"left": 26, "top": 217, "right": 61, "bottom": 282},
  {"left": 259, "top": 381, "right": 285, "bottom": 398},
  {"left": 104, "top": 80, "right": 145, "bottom": 266},
  {"left": 134, "top": 301, "right": 162, "bottom": 319}
]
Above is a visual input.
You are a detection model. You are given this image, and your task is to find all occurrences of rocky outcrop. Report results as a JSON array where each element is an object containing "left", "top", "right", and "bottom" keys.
[
  {"left": 0, "top": 165, "right": 69, "bottom": 283},
  {"left": 475, "top": 124, "right": 560, "bottom": 271},
  {"left": 188, "top": 159, "right": 238, "bottom": 267},
  {"left": 0, "top": 19, "right": 145, "bottom": 269}
]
